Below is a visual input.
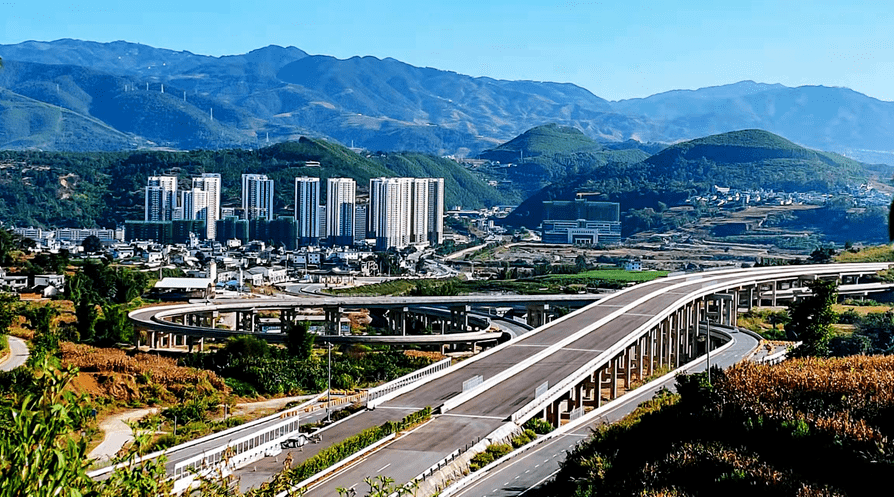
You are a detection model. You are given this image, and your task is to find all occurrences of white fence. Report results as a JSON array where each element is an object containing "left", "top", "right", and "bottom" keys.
[{"left": 367, "top": 358, "right": 452, "bottom": 407}]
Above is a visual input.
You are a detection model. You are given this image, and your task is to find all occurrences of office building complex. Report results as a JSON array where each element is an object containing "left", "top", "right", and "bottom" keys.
[
  {"left": 145, "top": 176, "right": 178, "bottom": 222},
  {"left": 369, "top": 177, "right": 445, "bottom": 251},
  {"left": 326, "top": 177, "right": 356, "bottom": 246},
  {"left": 540, "top": 199, "right": 621, "bottom": 245},
  {"left": 294, "top": 177, "right": 320, "bottom": 246},
  {"left": 242, "top": 174, "right": 274, "bottom": 221}
]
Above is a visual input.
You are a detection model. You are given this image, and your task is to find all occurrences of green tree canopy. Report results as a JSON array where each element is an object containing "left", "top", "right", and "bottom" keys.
[{"left": 786, "top": 279, "right": 839, "bottom": 357}]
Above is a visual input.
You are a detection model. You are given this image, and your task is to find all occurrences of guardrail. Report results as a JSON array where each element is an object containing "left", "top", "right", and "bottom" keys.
[
  {"left": 504, "top": 263, "right": 868, "bottom": 424},
  {"left": 367, "top": 358, "right": 452, "bottom": 408},
  {"left": 171, "top": 415, "right": 301, "bottom": 493},
  {"left": 88, "top": 391, "right": 328, "bottom": 481},
  {"left": 439, "top": 327, "right": 739, "bottom": 497}
]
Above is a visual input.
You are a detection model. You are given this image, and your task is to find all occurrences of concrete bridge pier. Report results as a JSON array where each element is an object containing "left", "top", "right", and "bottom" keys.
[
  {"left": 525, "top": 304, "right": 551, "bottom": 328},
  {"left": 449, "top": 305, "right": 470, "bottom": 333},
  {"left": 324, "top": 306, "right": 343, "bottom": 335},
  {"left": 235, "top": 310, "right": 258, "bottom": 333}
]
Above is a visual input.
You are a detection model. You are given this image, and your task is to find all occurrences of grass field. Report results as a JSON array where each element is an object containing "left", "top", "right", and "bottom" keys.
[
  {"left": 542, "top": 269, "right": 668, "bottom": 283},
  {"left": 834, "top": 245, "right": 894, "bottom": 262}
]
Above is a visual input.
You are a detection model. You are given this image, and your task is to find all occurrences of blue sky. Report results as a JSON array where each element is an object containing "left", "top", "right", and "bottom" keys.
[{"left": 3, "top": 0, "right": 893, "bottom": 101}]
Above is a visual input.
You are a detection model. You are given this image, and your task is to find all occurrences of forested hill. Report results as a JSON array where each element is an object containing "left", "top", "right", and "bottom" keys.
[
  {"left": 477, "top": 123, "right": 604, "bottom": 163},
  {"left": 503, "top": 129, "right": 876, "bottom": 231},
  {"left": 0, "top": 138, "right": 512, "bottom": 228},
  {"left": 475, "top": 124, "right": 652, "bottom": 198}
]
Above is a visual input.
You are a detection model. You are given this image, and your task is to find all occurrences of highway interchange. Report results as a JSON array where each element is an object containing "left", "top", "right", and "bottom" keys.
[{"left": 127, "top": 262, "right": 893, "bottom": 494}]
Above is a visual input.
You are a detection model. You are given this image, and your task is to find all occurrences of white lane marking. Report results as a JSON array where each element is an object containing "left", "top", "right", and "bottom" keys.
[
  {"left": 376, "top": 463, "right": 391, "bottom": 473},
  {"left": 440, "top": 413, "right": 505, "bottom": 420}
]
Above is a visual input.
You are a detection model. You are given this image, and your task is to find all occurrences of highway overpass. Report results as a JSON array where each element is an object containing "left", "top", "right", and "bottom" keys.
[{"left": 121, "top": 263, "right": 894, "bottom": 492}]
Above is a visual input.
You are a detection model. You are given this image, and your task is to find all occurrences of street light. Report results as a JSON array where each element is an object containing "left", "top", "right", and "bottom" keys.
[{"left": 327, "top": 341, "right": 332, "bottom": 424}]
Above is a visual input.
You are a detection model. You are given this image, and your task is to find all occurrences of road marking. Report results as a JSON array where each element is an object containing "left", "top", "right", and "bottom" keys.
[
  {"left": 560, "top": 348, "right": 604, "bottom": 353},
  {"left": 350, "top": 484, "right": 357, "bottom": 490},
  {"left": 376, "top": 463, "right": 391, "bottom": 472},
  {"left": 622, "top": 312, "right": 656, "bottom": 317},
  {"left": 440, "top": 413, "right": 505, "bottom": 420}
]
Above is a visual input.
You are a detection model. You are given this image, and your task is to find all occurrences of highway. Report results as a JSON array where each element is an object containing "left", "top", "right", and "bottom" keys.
[
  {"left": 124, "top": 263, "right": 891, "bottom": 492},
  {"left": 449, "top": 327, "right": 760, "bottom": 497},
  {"left": 292, "top": 264, "right": 889, "bottom": 495}
]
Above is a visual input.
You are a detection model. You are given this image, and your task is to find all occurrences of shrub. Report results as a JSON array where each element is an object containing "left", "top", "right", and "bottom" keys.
[
  {"left": 487, "top": 443, "right": 513, "bottom": 458},
  {"left": 469, "top": 451, "right": 494, "bottom": 471},
  {"left": 511, "top": 433, "right": 532, "bottom": 448},
  {"left": 524, "top": 417, "right": 555, "bottom": 435}
]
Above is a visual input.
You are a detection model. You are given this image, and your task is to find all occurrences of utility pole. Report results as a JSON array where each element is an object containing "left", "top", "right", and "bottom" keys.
[{"left": 327, "top": 342, "right": 332, "bottom": 423}]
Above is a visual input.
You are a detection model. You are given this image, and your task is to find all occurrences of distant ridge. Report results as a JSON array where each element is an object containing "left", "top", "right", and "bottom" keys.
[{"left": 0, "top": 39, "right": 894, "bottom": 162}]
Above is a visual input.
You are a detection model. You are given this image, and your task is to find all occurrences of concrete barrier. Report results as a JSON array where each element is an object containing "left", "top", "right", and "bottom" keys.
[{"left": 367, "top": 358, "right": 452, "bottom": 408}]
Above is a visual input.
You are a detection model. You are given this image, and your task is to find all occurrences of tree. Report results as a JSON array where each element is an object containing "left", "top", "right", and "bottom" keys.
[
  {"left": 786, "top": 279, "right": 838, "bottom": 357},
  {"left": 0, "top": 292, "right": 20, "bottom": 336},
  {"left": 574, "top": 254, "right": 588, "bottom": 273},
  {"left": 284, "top": 320, "right": 315, "bottom": 360},
  {"left": 82, "top": 234, "right": 103, "bottom": 254},
  {"left": 0, "top": 359, "right": 173, "bottom": 496}
]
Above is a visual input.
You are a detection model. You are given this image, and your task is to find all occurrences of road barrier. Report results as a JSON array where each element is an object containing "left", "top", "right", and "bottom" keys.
[
  {"left": 367, "top": 358, "right": 452, "bottom": 407},
  {"left": 87, "top": 391, "right": 328, "bottom": 481}
]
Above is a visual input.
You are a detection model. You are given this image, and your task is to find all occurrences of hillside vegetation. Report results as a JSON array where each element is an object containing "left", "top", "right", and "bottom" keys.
[
  {"left": 542, "top": 356, "right": 894, "bottom": 496},
  {"left": 504, "top": 129, "right": 873, "bottom": 234},
  {"left": 0, "top": 138, "right": 509, "bottom": 228}
]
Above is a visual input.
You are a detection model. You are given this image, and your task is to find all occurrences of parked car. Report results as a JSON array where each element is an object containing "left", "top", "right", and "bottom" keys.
[{"left": 280, "top": 434, "right": 308, "bottom": 449}]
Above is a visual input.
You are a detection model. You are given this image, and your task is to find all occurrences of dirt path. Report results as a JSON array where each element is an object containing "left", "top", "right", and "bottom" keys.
[
  {"left": 88, "top": 395, "right": 318, "bottom": 463},
  {"left": 227, "top": 394, "right": 317, "bottom": 419},
  {"left": 88, "top": 407, "right": 159, "bottom": 462}
]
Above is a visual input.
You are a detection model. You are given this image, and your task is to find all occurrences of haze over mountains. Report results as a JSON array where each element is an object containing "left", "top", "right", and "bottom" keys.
[{"left": 1, "top": 39, "right": 893, "bottom": 164}]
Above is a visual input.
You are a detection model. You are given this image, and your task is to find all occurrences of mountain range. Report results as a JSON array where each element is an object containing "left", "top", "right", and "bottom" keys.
[{"left": 1, "top": 39, "right": 894, "bottom": 164}]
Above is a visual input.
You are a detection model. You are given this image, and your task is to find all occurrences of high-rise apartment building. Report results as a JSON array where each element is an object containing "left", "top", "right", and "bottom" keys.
[
  {"left": 193, "top": 173, "right": 221, "bottom": 239},
  {"left": 354, "top": 204, "right": 368, "bottom": 241},
  {"left": 145, "top": 176, "right": 178, "bottom": 222},
  {"left": 369, "top": 177, "right": 444, "bottom": 251},
  {"left": 181, "top": 188, "right": 208, "bottom": 225},
  {"left": 294, "top": 177, "right": 320, "bottom": 246},
  {"left": 326, "top": 177, "right": 356, "bottom": 246},
  {"left": 426, "top": 178, "right": 445, "bottom": 245},
  {"left": 242, "top": 174, "right": 274, "bottom": 221}
]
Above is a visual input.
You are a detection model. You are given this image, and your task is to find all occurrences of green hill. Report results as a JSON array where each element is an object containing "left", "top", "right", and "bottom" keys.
[
  {"left": 478, "top": 123, "right": 603, "bottom": 163},
  {"left": 0, "top": 138, "right": 510, "bottom": 228},
  {"left": 503, "top": 129, "right": 874, "bottom": 235},
  {"left": 475, "top": 124, "right": 649, "bottom": 199},
  {"left": 644, "top": 129, "right": 866, "bottom": 192}
]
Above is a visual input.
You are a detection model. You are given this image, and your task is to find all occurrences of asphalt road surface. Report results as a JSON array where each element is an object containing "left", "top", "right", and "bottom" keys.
[
  {"left": 451, "top": 327, "right": 760, "bottom": 497},
  {"left": 1, "top": 335, "right": 29, "bottom": 371}
]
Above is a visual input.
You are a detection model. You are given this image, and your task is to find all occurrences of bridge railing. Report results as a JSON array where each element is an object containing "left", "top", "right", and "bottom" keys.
[
  {"left": 367, "top": 358, "right": 452, "bottom": 408},
  {"left": 87, "top": 391, "right": 326, "bottom": 481},
  {"left": 171, "top": 415, "right": 302, "bottom": 493}
]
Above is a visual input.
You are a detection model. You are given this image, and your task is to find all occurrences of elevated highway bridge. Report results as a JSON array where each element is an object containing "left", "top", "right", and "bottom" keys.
[{"left": 119, "top": 263, "right": 894, "bottom": 492}]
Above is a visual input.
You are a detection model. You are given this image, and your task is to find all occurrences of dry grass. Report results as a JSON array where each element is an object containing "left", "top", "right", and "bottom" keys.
[{"left": 60, "top": 342, "right": 227, "bottom": 401}]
